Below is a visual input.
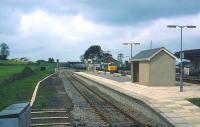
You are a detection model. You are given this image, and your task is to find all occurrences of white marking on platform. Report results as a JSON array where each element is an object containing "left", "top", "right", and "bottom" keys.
[
  {"left": 32, "top": 116, "right": 69, "bottom": 120},
  {"left": 31, "top": 123, "right": 71, "bottom": 126},
  {"left": 31, "top": 111, "right": 66, "bottom": 114}
]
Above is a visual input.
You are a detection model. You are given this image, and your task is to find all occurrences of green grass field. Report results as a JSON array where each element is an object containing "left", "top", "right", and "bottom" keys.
[
  {"left": 0, "top": 60, "right": 37, "bottom": 80},
  {"left": 0, "top": 65, "right": 36, "bottom": 80},
  {"left": 188, "top": 98, "right": 200, "bottom": 107},
  {"left": 0, "top": 60, "right": 55, "bottom": 110},
  {"left": 0, "top": 65, "right": 24, "bottom": 80}
]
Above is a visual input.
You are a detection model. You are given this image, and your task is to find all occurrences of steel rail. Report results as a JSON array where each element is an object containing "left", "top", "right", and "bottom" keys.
[
  {"left": 65, "top": 71, "right": 143, "bottom": 127},
  {"left": 72, "top": 73, "right": 144, "bottom": 127},
  {"left": 64, "top": 72, "right": 112, "bottom": 127}
]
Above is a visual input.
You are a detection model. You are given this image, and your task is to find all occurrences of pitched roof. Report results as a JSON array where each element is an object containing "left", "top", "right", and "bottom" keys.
[
  {"left": 131, "top": 47, "right": 176, "bottom": 61},
  {"left": 102, "top": 56, "right": 117, "bottom": 63},
  {"left": 174, "top": 49, "right": 200, "bottom": 59}
]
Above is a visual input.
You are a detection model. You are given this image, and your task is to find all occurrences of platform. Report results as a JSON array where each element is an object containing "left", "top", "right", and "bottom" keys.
[{"left": 75, "top": 71, "right": 200, "bottom": 127}]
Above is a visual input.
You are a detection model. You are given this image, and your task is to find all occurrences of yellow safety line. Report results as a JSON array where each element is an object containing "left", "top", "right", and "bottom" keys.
[{"left": 30, "top": 73, "right": 55, "bottom": 106}]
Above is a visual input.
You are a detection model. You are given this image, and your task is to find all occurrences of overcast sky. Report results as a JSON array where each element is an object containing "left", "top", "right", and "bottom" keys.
[{"left": 0, "top": 0, "right": 200, "bottom": 61}]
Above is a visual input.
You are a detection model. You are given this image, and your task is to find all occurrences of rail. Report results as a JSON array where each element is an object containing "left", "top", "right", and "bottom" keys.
[{"left": 64, "top": 71, "right": 143, "bottom": 127}]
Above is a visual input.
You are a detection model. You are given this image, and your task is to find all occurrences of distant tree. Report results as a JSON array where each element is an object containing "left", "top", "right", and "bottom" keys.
[
  {"left": 36, "top": 59, "right": 46, "bottom": 64},
  {"left": 0, "top": 43, "right": 9, "bottom": 60},
  {"left": 101, "top": 53, "right": 116, "bottom": 63},
  {"left": 82, "top": 45, "right": 118, "bottom": 64},
  {"left": 103, "top": 53, "right": 112, "bottom": 58},
  {"left": 83, "top": 45, "right": 104, "bottom": 63},
  {"left": 80, "top": 55, "right": 84, "bottom": 62},
  {"left": 20, "top": 57, "right": 29, "bottom": 61},
  {"left": 11, "top": 58, "right": 19, "bottom": 61},
  {"left": 48, "top": 58, "right": 55, "bottom": 63}
]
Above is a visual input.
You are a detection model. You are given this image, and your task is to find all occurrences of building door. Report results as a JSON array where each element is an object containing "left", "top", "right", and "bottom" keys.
[{"left": 131, "top": 61, "right": 139, "bottom": 82}]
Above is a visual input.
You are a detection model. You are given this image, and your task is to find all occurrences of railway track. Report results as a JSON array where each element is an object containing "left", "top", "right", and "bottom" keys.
[{"left": 64, "top": 71, "right": 142, "bottom": 127}]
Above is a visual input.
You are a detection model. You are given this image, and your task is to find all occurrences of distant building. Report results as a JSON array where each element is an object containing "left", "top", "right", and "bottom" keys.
[
  {"left": 131, "top": 47, "right": 176, "bottom": 86},
  {"left": 84, "top": 59, "right": 93, "bottom": 64},
  {"left": 66, "top": 61, "right": 83, "bottom": 67},
  {"left": 125, "top": 61, "right": 131, "bottom": 70},
  {"left": 175, "top": 49, "right": 200, "bottom": 75},
  {"left": 102, "top": 56, "right": 117, "bottom": 63}
]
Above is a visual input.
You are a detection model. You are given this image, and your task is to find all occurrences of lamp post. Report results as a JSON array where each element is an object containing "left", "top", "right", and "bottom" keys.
[
  {"left": 123, "top": 42, "right": 140, "bottom": 59},
  {"left": 167, "top": 25, "right": 196, "bottom": 92}
]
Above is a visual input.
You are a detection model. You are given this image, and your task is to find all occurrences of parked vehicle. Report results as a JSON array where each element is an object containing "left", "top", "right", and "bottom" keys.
[{"left": 107, "top": 63, "right": 118, "bottom": 72}]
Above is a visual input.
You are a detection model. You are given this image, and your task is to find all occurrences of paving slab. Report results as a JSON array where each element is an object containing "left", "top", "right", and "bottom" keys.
[
  {"left": 162, "top": 112, "right": 180, "bottom": 118},
  {"left": 75, "top": 71, "right": 200, "bottom": 126}
]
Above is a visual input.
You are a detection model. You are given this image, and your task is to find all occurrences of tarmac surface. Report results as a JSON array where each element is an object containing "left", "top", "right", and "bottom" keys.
[{"left": 76, "top": 71, "right": 200, "bottom": 127}]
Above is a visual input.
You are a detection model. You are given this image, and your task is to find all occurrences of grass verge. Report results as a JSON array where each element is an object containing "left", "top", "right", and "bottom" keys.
[{"left": 187, "top": 98, "right": 200, "bottom": 107}]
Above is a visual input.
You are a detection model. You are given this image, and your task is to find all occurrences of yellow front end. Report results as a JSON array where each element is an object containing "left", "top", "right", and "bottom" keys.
[{"left": 108, "top": 66, "right": 117, "bottom": 72}]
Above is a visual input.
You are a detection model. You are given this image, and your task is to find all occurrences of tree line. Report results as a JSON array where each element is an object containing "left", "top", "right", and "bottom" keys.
[
  {"left": 0, "top": 42, "right": 56, "bottom": 63},
  {"left": 0, "top": 43, "right": 9, "bottom": 60}
]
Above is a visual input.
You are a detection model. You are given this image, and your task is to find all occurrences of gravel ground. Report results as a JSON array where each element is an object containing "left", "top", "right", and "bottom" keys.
[
  {"left": 87, "top": 71, "right": 131, "bottom": 82},
  {"left": 59, "top": 71, "right": 107, "bottom": 127}
]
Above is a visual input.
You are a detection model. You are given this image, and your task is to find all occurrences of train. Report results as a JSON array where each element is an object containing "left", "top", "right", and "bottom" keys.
[
  {"left": 96, "top": 63, "right": 119, "bottom": 73},
  {"left": 66, "top": 61, "right": 130, "bottom": 73},
  {"left": 107, "top": 63, "right": 118, "bottom": 72}
]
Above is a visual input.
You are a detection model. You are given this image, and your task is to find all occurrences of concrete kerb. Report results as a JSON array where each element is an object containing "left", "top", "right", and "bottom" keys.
[
  {"left": 74, "top": 72, "right": 175, "bottom": 127},
  {"left": 30, "top": 73, "right": 55, "bottom": 106}
]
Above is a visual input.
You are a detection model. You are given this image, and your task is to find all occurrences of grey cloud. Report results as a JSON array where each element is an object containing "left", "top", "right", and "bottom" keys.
[
  {"left": 66, "top": 0, "right": 200, "bottom": 25},
  {"left": 1, "top": 0, "right": 200, "bottom": 26},
  {"left": 0, "top": 7, "right": 22, "bottom": 34},
  {"left": 0, "top": 0, "right": 200, "bottom": 61}
]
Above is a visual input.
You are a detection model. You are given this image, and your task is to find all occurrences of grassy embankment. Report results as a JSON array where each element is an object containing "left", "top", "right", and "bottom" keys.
[
  {"left": 0, "top": 60, "right": 55, "bottom": 110},
  {"left": 188, "top": 98, "right": 200, "bottom": 107}
]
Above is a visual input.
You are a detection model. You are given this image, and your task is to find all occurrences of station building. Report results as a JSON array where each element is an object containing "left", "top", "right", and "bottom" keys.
[
  {"left": 175, "top": 49, "right": 200, "bottom": 76},
  {"left": 131, "top": 47, "right": 177, "bottom": 86}
]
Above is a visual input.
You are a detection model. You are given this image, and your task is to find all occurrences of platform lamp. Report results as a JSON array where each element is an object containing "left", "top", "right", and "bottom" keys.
[
  {"left": 123, "top": 42, "right": 140, "bottom": 59},
  {"left": 167, "top": 25, "right": 196, "bottom": 92}
]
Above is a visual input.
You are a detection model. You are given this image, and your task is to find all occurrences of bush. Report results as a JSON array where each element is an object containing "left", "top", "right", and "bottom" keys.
[
  {"left": 21, "top": 66, "right": 34, "bottom": 77},
  {"left": 40, "top": 67, "right": 46, "bottom": 71}
]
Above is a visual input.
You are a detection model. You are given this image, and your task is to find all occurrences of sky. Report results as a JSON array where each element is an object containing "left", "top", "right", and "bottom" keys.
[{"left": 0, "top": 0, "right": 200, "bottom": 62}]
